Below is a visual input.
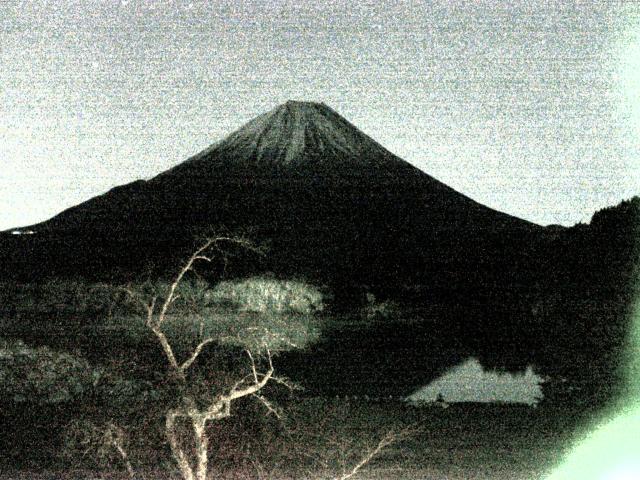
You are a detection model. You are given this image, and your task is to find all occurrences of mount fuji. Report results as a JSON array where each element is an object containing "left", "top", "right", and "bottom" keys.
[{"left": 6, "top": 101, "right": 541, "bottom": 290}]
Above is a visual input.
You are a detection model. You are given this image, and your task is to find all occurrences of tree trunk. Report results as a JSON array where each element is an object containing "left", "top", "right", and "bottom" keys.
[
  {"left": 193, "top": 417, "right": 209, "bottom": 480},
  {"left": 166, "top": 410, "right": 195, "bottom": 480}
]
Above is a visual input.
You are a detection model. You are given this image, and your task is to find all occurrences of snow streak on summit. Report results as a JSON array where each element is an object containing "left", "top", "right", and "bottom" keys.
[{"left": 163, "top": 100, "right": 412, "bottom": 176}]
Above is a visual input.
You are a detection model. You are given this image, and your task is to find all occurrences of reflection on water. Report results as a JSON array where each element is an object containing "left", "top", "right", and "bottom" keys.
[{"left": 406, "top": 357, "right": 545, "bottom": 406}]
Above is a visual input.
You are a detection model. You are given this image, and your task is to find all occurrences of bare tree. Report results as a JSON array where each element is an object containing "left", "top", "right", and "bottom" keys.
[
  {"left": 332, "top": 424, "right": 419, "bottom": 480},
  {"left": 121, "top": 237, "right": 318, "bottom": 480}
]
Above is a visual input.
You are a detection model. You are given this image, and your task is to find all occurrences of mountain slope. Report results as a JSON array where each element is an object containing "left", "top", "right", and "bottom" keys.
[
  {"left": 10, "top": 101, "right": 541, "bottom": 293},
  {"left": 28, "top": 101, "right": 535, "bottom": 231}
]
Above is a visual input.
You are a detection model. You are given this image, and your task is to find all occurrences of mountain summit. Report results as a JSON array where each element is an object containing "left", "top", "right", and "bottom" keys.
[
  {"left": 158, "top": 100, "right": 414, "bottom": 180},
  {"left": 215, "top": 100, "right": 389, "bottom": 167}
]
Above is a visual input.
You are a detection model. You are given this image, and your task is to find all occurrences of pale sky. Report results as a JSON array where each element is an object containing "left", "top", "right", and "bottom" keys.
[{"left": 1, "top": 0, "right": 639, "bottom": 230}]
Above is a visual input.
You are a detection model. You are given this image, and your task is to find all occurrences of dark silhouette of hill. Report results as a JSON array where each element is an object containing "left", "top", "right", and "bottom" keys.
[{"left": 0, "top": 102, "right": 637, "bottom": 401}]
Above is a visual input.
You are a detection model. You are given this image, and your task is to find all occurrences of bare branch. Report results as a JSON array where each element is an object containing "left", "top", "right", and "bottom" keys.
[
  {"left": 202, "top": 398, "right": 229, "bottom": 421},
  {"left": 252, "top": 393, "right": 282, "bottom": 419},
  {"left": 335, "top": 436, "right": 390, "bottom": 480},
  {"left": 121, "top": 286, "right": 177, "bottom": 372},
  {"left": 266, "top": 347, "right": 274, "bottom": 372},
  {"left": 227, "top": 373, "right": 254, "bottom": 394},
  {"left": 157, "top": 236, "right": 260, "bottom": 327},
  {"left": 120, "top": 286, "right": 153, "bottom": 314},
  {"left": 246, "top": 349, "right": 259, "bottom": 384},
  {"left": 122, "top": 235, "right": 268, "bottom": 480},
  {"left": 224, "top": 349, "right": 274, "bottom": 402},
  {"left": 145, "top": 296, "right": 157, "bottom": 327},
  {"left": 192, "top": 417, "right": 209, "bottom": 480},
  {"left": 179, "top": 338, "right": 215, "bottom": 372},
  {"left": 157, "top": 242, "right": 210, "bottom": 327},
  {"left": 209, "top": 235, "right": 266, "bottom": 258},
  {"left": 145, "top": 236, "right": 260, "bottom": 373},
  {"left": 270, "top": 375, "right": 303, "bottom": 392},
  {"left": 149, "top": 325, "right": 180, "bottom": 372},
  {"left": 104, "top": 423, "right": 136, "bottom": 480},
  {"left": 334, "top": 425, "right": 419, "bottom": 480}
]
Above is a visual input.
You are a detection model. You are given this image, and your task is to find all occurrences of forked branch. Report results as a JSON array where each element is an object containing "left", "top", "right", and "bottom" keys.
[
  {"left": 179, "top": 338, "right": 215, "bottom": 372},
  {"left": 334, "top": 424, "right": 420, "bottom": 480},
  {"left": 125, "top": 236, "right": 261, "bottom": 375},
  {"left": 103, "top": 423, "right": 136, "bottom": 480},
  {"left": 224, "top": 348, "right": 274, "bottom": 403}
]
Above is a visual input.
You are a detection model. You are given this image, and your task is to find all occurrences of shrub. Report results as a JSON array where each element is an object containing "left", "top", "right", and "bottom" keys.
[
  {"left": 0, "top": 338, "right": 95, "bottom": 404},
  {"left": 207, "top": 276, "right": 324, "bottom": 315}
]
